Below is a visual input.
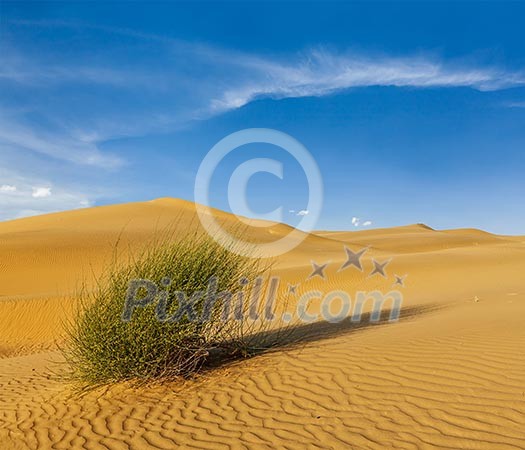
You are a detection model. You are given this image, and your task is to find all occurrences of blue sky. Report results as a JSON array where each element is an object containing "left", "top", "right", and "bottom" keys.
[{"left": 1, "top": 1, "right": 525, "bottom": 234}]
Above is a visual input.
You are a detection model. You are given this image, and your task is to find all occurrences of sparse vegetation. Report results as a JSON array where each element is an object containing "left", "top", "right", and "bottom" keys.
[{"left": 63, "top": 231, "right": 278, "bottom": 387}]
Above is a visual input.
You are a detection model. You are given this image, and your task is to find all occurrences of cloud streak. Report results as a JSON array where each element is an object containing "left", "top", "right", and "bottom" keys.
[
  {"left": 5, "top": 20, "right": 525, "bottom": 119},
  {"left": 504, "top": 101, "right": 525, "bottom": 108},
  {"left": 210, "top": 50, "right": 525, "bottom": 113},
  {"left": 0, "top": 116, "right": 123, "bottom": 168}
]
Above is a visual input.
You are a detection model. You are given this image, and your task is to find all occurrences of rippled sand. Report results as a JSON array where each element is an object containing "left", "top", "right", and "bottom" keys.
[{"left": 1, "top": 198, "right": 524, "bottom": 449}]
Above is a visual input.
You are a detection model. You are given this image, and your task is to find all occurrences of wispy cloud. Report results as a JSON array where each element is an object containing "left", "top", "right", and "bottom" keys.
[
  {"left": 0, "top": 59, "right": 154, "bottom": 88},
  {"left": 208, "top": 50, "right": 525, "bottom": 113},
  {"left": 5, "top": 20, "right": 525, "bottom": 119},
  {"left": 0, "top": 116, "right": 123, "bottom": 168},
  {"left": 504, "top": 101, "right": 525, "bottom": 108}
]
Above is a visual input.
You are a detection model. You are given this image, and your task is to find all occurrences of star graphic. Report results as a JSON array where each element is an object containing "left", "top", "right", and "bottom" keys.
[
  {"left": 339, "top": 246, "right": 368, "bottom": 272},
  {"left": 308, "top": 261, "right": 329, "bottom": 280},
  {"left": 370, "top": 259, "right": 391, "bottom": 277},
  {"left": 288, "top": 283, "right": 299, "bottom": 294},
  {"left": 393, "top": 274, "right": 407, "bottom": 287}
]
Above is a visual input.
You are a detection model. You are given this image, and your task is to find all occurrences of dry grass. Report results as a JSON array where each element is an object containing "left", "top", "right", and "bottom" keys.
[{"left": 62, "top": 231, "right": 282, "bottom": 388}]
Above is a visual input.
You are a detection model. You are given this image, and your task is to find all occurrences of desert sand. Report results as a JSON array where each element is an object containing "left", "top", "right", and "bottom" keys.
[{"left": 1, "top": 198, "right": 524, "bottom": 449}]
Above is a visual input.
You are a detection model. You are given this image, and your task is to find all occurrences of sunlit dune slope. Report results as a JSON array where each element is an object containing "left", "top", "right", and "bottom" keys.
[
  {"left": 1, "top": 198, "right": 524, "bottom": 449},
  {"left": 315, "top": 223, "right": 515, "bottom": 253}
]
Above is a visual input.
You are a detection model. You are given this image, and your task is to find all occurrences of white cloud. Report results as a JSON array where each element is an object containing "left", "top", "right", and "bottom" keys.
[
  {"left": 32, "top": 187, "right": 52, "bottom": 198},
  {"left": 0, "top": 184, "right": 17, "bottom": 192},
  {"left": 296, "top": 209, "right": 309, "bottom": 216},
  {"left": 0, "top": 169, "right": 93, "bottom": 221},
  {"left": 352, "top": 217, "right": 373, "bottom": 227}
]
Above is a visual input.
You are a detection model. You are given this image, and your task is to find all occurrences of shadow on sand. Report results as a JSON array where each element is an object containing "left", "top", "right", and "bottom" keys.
[
  {"left": 205, "top": 302, "right": 442, "bottom": 370},
  {"left": 65, "top": 302, "right": 442, "bottom": 399}
]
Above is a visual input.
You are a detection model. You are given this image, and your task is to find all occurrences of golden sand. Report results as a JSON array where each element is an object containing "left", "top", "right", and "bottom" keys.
[{"left": 1, "top": 198, "right": 524, "bottom": 449}]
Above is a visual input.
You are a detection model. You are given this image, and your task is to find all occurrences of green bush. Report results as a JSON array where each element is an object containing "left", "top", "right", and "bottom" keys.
[{"left": 63, "top": 232, "right": 266, "bottom": 387}]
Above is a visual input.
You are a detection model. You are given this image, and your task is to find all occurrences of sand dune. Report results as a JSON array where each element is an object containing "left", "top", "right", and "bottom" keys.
[{"left": 1, "top": 199, "right": 524, "bottom": 449}]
